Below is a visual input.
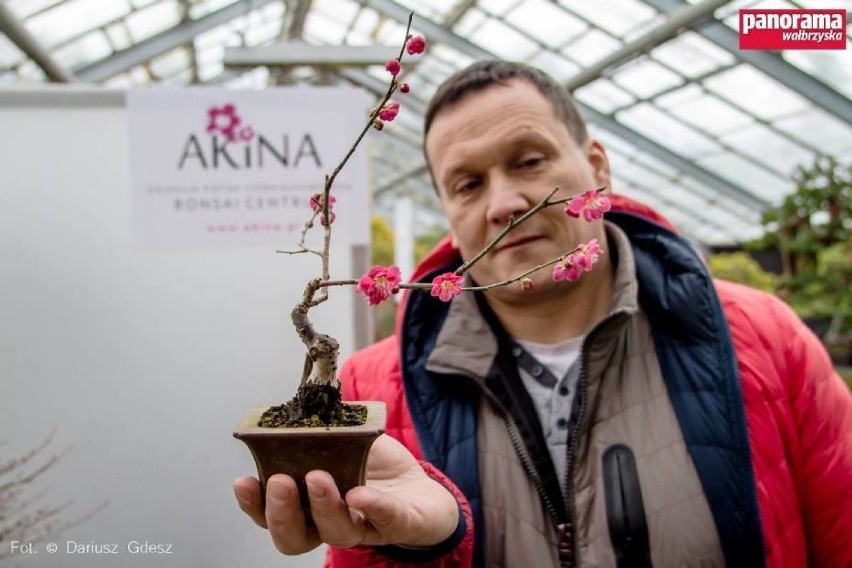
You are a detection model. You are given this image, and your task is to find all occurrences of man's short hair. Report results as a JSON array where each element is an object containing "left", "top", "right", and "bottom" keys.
[{"left": 424, "top": 60, "right": 589, "bottom": 146}]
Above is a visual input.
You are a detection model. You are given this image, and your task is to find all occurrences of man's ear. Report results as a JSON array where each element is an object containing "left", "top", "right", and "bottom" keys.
[{"left": 586, "top": 139, "right": 612, "bottom": 194}]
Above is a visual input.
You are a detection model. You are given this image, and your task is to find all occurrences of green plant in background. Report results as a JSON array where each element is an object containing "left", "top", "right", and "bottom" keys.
[
  {"left": 707, "top": 252, "right": 777, "bottom": 293},
  {"left": 750, "top": 154, "right": 851, "bottom": 347},
  {"left": 368, "top": 217, "right": 449, "bottom": 340}
]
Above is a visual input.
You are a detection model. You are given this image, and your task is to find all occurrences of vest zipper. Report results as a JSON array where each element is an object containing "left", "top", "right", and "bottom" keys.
[
  {"left": 433, "top": 368, "right": 566, "bottom": 529},
  {"left": 561, "top": 309, "right": 631, "bottom": 568}
]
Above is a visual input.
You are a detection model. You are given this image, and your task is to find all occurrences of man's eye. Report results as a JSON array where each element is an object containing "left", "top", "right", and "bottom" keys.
[
  {"left": 454, "top": 179, "right": 480, "bottom": 193},
  {"left": 518, "top": 156, "right": 543, "bottom": 169}
]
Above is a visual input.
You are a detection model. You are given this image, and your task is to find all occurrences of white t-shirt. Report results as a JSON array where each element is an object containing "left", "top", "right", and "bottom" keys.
[{"left": 515, "top": 335, "right": 584, "bottom": 497}]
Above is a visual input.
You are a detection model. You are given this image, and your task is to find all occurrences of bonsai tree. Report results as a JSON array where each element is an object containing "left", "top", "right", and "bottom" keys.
[
  {"left": 749, "top": 155, "right": 851, "bottom": 345},
  {"left": 249, "top": 14, "right": 611, "bottom": 430}
]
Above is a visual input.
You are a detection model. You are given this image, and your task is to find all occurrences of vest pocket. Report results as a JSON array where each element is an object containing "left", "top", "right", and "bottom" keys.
[{"left": 603, "top": 444, "right": 652, "bottom": 568}]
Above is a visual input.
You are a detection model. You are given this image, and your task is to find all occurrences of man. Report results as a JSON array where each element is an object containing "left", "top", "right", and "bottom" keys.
[{"left": 234, "top": 61, "right": 852, "bottom": 567}]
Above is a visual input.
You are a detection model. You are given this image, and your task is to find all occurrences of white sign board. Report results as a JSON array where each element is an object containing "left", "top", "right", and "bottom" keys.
[{"left": 127, "top": 88, "right": 371, "bottom": 249}]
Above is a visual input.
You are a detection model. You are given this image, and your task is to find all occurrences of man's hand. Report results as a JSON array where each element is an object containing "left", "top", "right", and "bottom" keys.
[{"left": 233, "top": 434, "right": 460, "bottom": 555}]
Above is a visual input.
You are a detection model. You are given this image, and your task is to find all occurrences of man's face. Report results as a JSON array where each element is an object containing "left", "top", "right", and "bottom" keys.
[{"left": 425, "top": 79, "right": 611, "bottom": 300}]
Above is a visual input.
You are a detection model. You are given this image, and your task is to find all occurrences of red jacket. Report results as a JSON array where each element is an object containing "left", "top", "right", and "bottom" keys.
[{"left": 327, "top": 196, "right": 852, "bottom": 567}]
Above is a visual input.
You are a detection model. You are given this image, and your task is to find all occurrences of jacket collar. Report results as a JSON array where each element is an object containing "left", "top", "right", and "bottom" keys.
[{"left": 425, "top": 222, "right": 639, "bottom": 379}]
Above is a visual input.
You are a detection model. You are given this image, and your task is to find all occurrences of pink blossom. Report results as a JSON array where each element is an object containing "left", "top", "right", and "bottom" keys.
[
  {"left": 399, "top": 82, "right": 410, "bottom": 94},
  {"left": 573, "top": 238, "right": 603, "bottom": 271},
  {"left": 406, "top": 35, "right": 426, "bottom": 55},
  {"left": 357, "top": 265, "right": 402, "bottom": 306},
  {"left": 309, "top": 193, "right": 336, "bottom": 213},
  {"left": 378, "top": 101, "right": 400, "bottom": 122},
  {"left": 565, "top": 189, "right": 611, "bottom": 222},
  {"left": 206, "top": 103, "right": 241, "bottom": 140},
  {"left": 309, "top": 193, "right": 337, "bottom": 225},
  {"left": 385, "top": 58, "right": 402, "bottom": 77},
  {"left": 551, "top": 239, "right": 604, "bottom": 282},
  {"left": 431, "top": 272, "right": 464, "bottom": 302},
  {"left": 552, "top": 260, "right": 582, "bottom": 282}
]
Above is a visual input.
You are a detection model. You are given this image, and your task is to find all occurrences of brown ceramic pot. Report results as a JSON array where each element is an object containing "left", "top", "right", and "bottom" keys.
[{"left": 234, "top": 401, "right": 386, "bottom": 506}]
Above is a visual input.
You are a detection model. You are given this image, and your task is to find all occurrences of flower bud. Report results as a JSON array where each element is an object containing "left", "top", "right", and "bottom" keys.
[
  {"left": 520, "top": 277, "right": 534, "bottom": 291},
  {"left": 373, "top": 119, "right": 384, "bottom": 131},
  {"left": 385, "top": 58, "right": 401, "bottom": 77},
  {"left": 400, "top": 82, "right": 410, "bottom": 93}
]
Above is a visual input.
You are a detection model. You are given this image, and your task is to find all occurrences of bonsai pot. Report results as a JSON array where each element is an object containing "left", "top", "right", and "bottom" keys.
[{"left": 234, "top": 401, "right": 386, "bottom": 506}]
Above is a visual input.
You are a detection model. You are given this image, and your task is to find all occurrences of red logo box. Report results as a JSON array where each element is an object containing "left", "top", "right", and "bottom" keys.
[{"left": 739, "top": 9, "right": 847, "bottom": 50}]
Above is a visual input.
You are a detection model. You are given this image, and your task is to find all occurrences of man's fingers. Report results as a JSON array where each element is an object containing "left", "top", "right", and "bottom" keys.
[
  {"left": 306, "top": 470, "right": 367, "bottom": 548},
  {"left": 233, "top": 477, "right": 267, "bottom": 529},
  {"left": 265, "top": 475, "right": 320, "bottom": 555}
]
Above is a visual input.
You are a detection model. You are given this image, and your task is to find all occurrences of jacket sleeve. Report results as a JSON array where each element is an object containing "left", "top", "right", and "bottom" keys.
[
  {"left": 772, "top": 297, "right": 852, "bottom": 567},
  {"left": 321, "top": 349, "right": 475, "bottom": 567},
  {"left": 324, "top": 461, "right": 474, "bottom": 567}
]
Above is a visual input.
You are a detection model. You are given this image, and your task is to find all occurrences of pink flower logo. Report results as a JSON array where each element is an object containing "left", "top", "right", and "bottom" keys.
[
  {"left": 206, "top": 103, "right": 255, "bottom": 143},
  {"left": 431, "top": 272, "right": 464, "bottom": 302},
  {"left": 357, "top": 265, "right": 402, "bottom": 305},
  {"left": 552, "top": 239, "right": 604, "bottom": 282},
  {"left": 207, "top": 103, "right": 241, "bottom": 140},
  {"left": 565, "top": 189, "right": 611, "bottom": 222},
  {"left": 239, "top": 126, "right": 254, "bottom": 141}
]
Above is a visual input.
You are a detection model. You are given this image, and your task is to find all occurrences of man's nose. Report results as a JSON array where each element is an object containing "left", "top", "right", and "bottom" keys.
[{"left": 485, "top": 175, "right": 531, "bottom": 226}]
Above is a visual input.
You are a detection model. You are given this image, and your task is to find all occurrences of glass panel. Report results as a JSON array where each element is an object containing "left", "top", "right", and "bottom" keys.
[
  {"left": 697, "top": 153, "right": 789, "bottom": 204},
  {"left": 244, "top": 18, "right": 280, "bottom": 45},
  {"left": 105, "top": 23, "right": 133, "bottom": 50},
  {"left": 560, "top": 0, "right": 657, "bottom": 36},
  {"left": 198, "top": 60, "right": 225, "bottom": 82},
  {"left": 660, "top": 86, "right": 755, "bottom": 135},
  {"left": 469, "top": 18, "right": 539, "bottom": 60},
  {"left": 26, "top": 0, "right": 130, "bottom": 49},
  {"left": 149, "top": 47, "right": 190, "bottom": 79},
  {"left": 703, "top": 65, "right": 811, "bottom": 121},
  {"left": 722, "top": 125, "right": 815, "bottom": 177},
  {"left": 562, "top": 29, "right": 621, "bottom": 66},
  {"left": 17, "top": 60, "right": 47, "bottom": 82},
  {"left": 53, "top": 30, "right": 112, "bottom": 70},
  {"left": 476, "top": 0, "right": 522, "bottom": 17},
  {"left": 429, "top": 44, "right": 475, "bottom": 71},
  {"left": 783, "top": 50, "right": 852, "bottom": 99},
  {"left": 506, "top": 0, "right": 587, "bottom": 48},
  {"left": 348, "top": 9, "right": 379, "bottom": 45},
  {"left": 651, "top": 31, "right": 735, "bottom": 78},
  {"left": 575, "top": 78, "right": 636, "bottom": 114},
  {"left": 6, "top": 0, "right": 64, "bottom": 20},
  {"left": 527, "top": 51, "right": 580, "bottom": 82},
  {"left": 305, "top": 11, "right": 347, "bottom": 44},
  {"left": 612, "top": 56, "right": 684, "bottom": 99},
  {"left": 616, "top": 103, "right": 724, "bottom": 158},
  {"left": 774, "top": 108, "right": 852, "bottom": 157},
  {"left": 313, "top": 0, "right": 360, "bottom": 26},
  {"left": 394, "top": 0, "right": 457, "bottom": 23},
  {"left": 453, "top": 8, "right": 486, "bottom": 36},
  {"left": 126, "top": 1, "right": 182, "bottom": 43},
  {"left": 0, "top": 33, "right": 25, "bottom": 68},
  {"left": 190, "top": 0, "right": 238, "bottom": 19}
]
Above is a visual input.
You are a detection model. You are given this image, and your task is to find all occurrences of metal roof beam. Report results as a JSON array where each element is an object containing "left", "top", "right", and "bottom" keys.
[
  {"left": 224, "top": 43, "right": 398, "bottom": 67},
  {"left": 642, "top": 0, "right": 852, "bottom": 124},
  {"left": 565, "top": 0, "right": 731, "bottom": 91},
  {"left": 362, "top": 0, "right": 766, "bottom": 212},
  {"left": 77, "top": 0, "right": 280, "bottom": 82},
  {"left": 0, "top": 3, "right": 74, "bottom": 82}
]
